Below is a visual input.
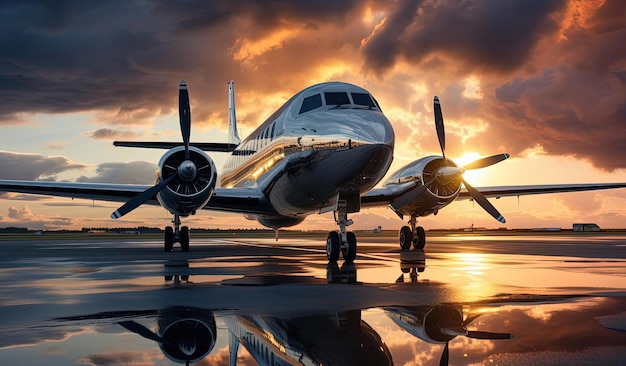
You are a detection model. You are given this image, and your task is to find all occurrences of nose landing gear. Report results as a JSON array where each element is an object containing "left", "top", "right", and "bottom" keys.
[
  {"left": 164, "top": 214, "right": 190, "bottom": 252},
  {"left": 326, "top": 199, "right": 357, "bottom": 262}
]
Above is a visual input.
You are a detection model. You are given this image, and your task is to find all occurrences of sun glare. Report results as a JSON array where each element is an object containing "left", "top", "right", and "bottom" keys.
[{"left": 454, "top": 152, "right": 485, "bottom": 183}]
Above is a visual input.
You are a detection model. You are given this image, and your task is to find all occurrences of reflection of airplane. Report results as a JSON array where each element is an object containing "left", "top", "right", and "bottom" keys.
[
  {"left": 225, "top": 310, "right": 393, "bottom": 366},
  {"left": 397, "top": 249, "right": 426, "bottom": 283},
  {"left": 1, "top": 81, "right": 625, "bottom": 259},
  {"left": 385, "top": 305, "right": 513, "bottom": 366},
  {"left": 119, "top": 307, "right": 217, "bottom": 366}
]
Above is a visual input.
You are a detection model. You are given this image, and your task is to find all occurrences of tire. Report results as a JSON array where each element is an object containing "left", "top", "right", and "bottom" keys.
[
  {"left": 180, "top": 226, "right": 190, "bottom": 252},
  {"left": 342, "top": 231, "right": 357, "bottom": 262},
  {"left": 164, "top": 226, "right": 174, "bottom": 252},
  {"left": 326, "top": 231, "right": 340, "bottom": 262},
  {"left": 413, "top": 226, "right": 426, "bottom": 249},
  {"left": 399, "top": 226, "right": 412, "bottom": 250}
]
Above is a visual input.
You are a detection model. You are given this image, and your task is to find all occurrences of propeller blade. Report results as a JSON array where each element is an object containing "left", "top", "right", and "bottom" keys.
[
  {"left": 391, "top": 178, "right": 435, "bottom": 210},
  {"left": 118, "top": 320, "right": 166, "bottom": 344},
  {"left": 111, "top": 175, "right": 176, "bottom": 219},
  {"left": 462, "top": 153, "right": 510, "bottom": 170},
  {"left": 439, "top": 341, "right": 449, "bottom": 366},
  {"left": 462, "top": 178, "right": 506, "bottom": 223},
  {"left": 179, "top": 80, "right": 191, "bottom": 160},
  {"left": 466, "top": 330, "right": 513, "bottom": 339},
  {"left": 434, "top": 96, "right": 446, "bottom": 162}
]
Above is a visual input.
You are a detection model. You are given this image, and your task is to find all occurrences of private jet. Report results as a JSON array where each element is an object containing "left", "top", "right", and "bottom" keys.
[{"left": 1, "top": 80, "right": 625, "bottom": 261}]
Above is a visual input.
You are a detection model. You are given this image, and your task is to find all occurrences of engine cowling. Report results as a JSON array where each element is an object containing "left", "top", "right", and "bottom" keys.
[
  {"left": 385, "top": 156, "right": 461, "bottom": 216},
  {"left": 155, "top": 146, "right": 217, "bottom": 217}
]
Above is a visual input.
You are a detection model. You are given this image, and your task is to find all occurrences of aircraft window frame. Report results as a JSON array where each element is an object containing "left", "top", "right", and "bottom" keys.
[
  {"left": 299, "top": 94, "right": 322, "bottom": 114},
  {"left": 351, "top": 92, "right": 376, "bottom": 108},
  {"left": 324, "top": 92, "right": 350, "bottom": 107},
  {"left": 270, "top": 122, "right": 276, "bottom": 141}
]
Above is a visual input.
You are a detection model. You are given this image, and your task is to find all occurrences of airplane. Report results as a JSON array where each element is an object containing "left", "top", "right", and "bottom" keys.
[{"left": 1, "top": 80, "right": 626, "bottom": 261}]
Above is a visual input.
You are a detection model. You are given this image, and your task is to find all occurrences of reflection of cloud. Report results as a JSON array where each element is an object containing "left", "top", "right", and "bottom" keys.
[
  {"left": 196, "top": 345, "right": 256, "bottom": 366},
  {"left": 79, "top": 350, "right": 161, "bottom": 366}
]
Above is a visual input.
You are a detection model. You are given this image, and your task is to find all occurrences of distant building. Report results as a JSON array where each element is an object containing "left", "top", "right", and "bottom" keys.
[
  {"left": 373, "top": 226, "right": 382, "bottom": 233},
  {"left": 573, "top": 223, "right": 601, "bottom": 232}
]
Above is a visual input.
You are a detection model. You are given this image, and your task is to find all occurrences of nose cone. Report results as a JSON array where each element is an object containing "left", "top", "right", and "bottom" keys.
[{"left": 339, "top": 109, "right": 395, "bottom": 147}]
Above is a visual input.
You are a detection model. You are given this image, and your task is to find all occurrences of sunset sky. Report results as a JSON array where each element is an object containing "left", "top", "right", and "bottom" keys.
[{"left": 1, "top": 0, "right": 625, "bottom": 231}]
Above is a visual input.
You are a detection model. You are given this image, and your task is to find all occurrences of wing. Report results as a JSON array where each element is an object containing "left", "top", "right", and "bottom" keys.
[
  {"left": 361, "top": 182, "right": 626, "bottom": 208},
  {"left": 0, "top": 180, "right": 275, "bottom": 216},
  {"left": 456, "top": 183, "right": 626, "bottom": 200}
]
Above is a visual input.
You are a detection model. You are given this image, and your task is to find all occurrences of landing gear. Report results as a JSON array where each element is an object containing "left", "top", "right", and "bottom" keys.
[
  {"left": 327, "top": 198, "right": 358, "bottom": 263},
  {"left": 399, "top": 215, "right": 426, "bottom": 250},
  {"left": 164, "top": 226, "right": 174, "bottom": 252},
  {"left": 163, "top": 214, "right": 190, "bottom": 252}
]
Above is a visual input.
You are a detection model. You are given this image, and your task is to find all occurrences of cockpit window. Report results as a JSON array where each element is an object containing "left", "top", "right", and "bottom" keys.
[
  {"left": 324, "top": 92, "right": 350, "bottom": 107},
  {"left": 299, "top": 94, "right": 322, "bottom": 114},
  {"left": 351, "top": 93, "right": 376, "bottom": 108}
]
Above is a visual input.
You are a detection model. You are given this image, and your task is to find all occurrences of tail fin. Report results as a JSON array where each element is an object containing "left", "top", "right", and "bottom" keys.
[{"left": 228, "top": 80, "right": 241, "bottom": 145}]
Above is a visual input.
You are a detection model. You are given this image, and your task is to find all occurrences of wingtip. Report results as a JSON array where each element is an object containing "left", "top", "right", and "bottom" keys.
[
  {"left": 179, "top": 80, "right": 187, "bottom": 90},
  {"left": 111, "top": 210, "right": 121, "bottom": 219},
  {"left": 434, "top": 96, "right": 440, "bottom": 104}
]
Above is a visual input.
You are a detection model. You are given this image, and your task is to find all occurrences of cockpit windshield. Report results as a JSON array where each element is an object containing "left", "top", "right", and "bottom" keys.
[
  {"left": 324, "top": 92, "right": 351, "bottom": 106},
  {"left": 351, "top": 93, "right": 376, "bottom": 108}
]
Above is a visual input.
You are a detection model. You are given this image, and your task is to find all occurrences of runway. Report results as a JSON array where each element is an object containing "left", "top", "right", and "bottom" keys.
[{"left": 0, "top": 232, "right": 625, "bottom": 365}]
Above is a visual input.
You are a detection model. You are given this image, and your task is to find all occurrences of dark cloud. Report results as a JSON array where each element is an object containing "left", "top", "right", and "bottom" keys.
[
  {"left": 0, "top": 150, "right": 87, "bottom": 180},
  {"left": 76, "top": 161, "right": 154, "bottom": 184},
  {"left": 0, "top": 0, "right": 624, "bottom": 171},
  {"left": 79, "top": 351, "right": 155, "bottom": 366},
  {"left": 361, "top": 0, "right": 567, "bottom": 75}
]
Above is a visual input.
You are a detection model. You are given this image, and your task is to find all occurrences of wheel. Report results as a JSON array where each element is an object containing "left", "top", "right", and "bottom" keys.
[
  {"left": 413, "top": 226, "right": 426, "bottom": 249},
  {"left": 399, "top": 226, "right": 412, "bottom": 250},
  {"left": 326, "top": 231, "right": 340, "bottom": 262},
  {"left": 341, "top": 231, "right": 357, "bottom": 262},
  {"left": 180, "top": 226, "right": 190, "bottom": 252},
  {"left": 326, "top": 262, "right": 340, "bottom": 283},
  {"left": 164, "top": 226, "right": 174, "bottom": 252}
]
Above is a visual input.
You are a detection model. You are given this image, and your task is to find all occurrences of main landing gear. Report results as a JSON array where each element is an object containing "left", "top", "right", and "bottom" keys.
[
  {"left": 399, "top": 215, "right": 426, "bottom": 250},
  {"left": 164, "top": 214, "right": 190, "bottom": 252},
  {"left": 326, "top": 200, "right": 357, "bottom": 262}
]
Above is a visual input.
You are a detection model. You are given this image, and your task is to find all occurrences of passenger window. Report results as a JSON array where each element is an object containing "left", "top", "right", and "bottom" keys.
[
  {"left": 351, "top": 93, "right": 376, "bottom": 108},
  {"left": 324, "top": 92, "right": 350, "bottom": 106},
  {"left": 299, "top": 94, "right": 322, "bottom": 114}
]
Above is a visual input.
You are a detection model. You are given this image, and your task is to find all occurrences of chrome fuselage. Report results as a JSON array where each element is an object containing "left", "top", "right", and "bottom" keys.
[{"left": 220, "top": 82, "right": 394, "bottom": 226}]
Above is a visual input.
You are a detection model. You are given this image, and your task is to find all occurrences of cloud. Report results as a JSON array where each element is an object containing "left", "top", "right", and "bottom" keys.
[
  {"left": 0, "top": 0, "right": 624, "bottom": 173},
  {"left": 85, "top": 128, "right": 138, "bottom": 140},
  {"left": 0, "top": 150, "right": 88, "bottom": 180},
  {"left": 76, "top": 161, "right": 155, "bottom": 184},
  {"left": 3, "top": 205, "right": 75, "bottom": 230}
]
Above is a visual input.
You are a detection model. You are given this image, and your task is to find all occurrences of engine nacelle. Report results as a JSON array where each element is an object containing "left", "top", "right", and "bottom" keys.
[
  {"left": 385, "top": 156, "right": 461, "bottom": 216},
  {"left": 156, "top": 307, "right": 217, "bottom": 364},
  {"left": 155, "top": 146, "right": 217, "bottom": 217},
  {"left": 257, "top": 216, "right": 305, "bottom": 229}
]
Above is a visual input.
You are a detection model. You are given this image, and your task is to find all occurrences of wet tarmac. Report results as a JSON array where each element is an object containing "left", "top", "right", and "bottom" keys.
[{"left": 0, "top": 232, "right": 625, "bottom": 365}]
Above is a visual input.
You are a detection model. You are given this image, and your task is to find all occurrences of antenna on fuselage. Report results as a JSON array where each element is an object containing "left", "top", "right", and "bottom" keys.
[{"left": 228, "top": 80, "right": 241, "bottom": 145}]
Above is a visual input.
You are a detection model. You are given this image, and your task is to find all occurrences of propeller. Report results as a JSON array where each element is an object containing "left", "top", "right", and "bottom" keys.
[
  {"left": 393, "top": 96, "right": 509, "bottom": 223},
  {"left": 438, "top": 316, "right": 513, "bottom": 366},
  {"left": 111, "top": 80, "right": 196, "bottom": 219},
  {"left": 119, "top": 320, "right": 194, "bottom": 366},
  {"left": 179, "top": 80, "right": 191, "bottom": 160}
]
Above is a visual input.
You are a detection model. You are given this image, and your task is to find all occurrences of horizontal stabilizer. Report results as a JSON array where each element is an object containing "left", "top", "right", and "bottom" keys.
[{"left": 113, "top": 141, "right": 238, "bottom": 152}]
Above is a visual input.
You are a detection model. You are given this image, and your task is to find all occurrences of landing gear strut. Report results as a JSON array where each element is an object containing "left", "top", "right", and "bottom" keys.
[
  {"left": 327, "top": 199, "right": 357, "bottom": 262},
  {"left": 164, "top": 214, "right": 190, "bottom": 252},
  {"left": 399, "top": 215, "right": 425, "bottom": 250}
]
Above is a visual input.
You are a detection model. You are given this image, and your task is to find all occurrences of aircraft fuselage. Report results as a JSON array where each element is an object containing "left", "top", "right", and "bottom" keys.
[{"left": 220, "top": 82, "right": 394, "bottom": 227}]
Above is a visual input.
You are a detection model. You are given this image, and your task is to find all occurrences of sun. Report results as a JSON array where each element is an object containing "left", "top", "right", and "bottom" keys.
[{"left": 453, "top": 152, "right": 484, "bottom": 183}]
